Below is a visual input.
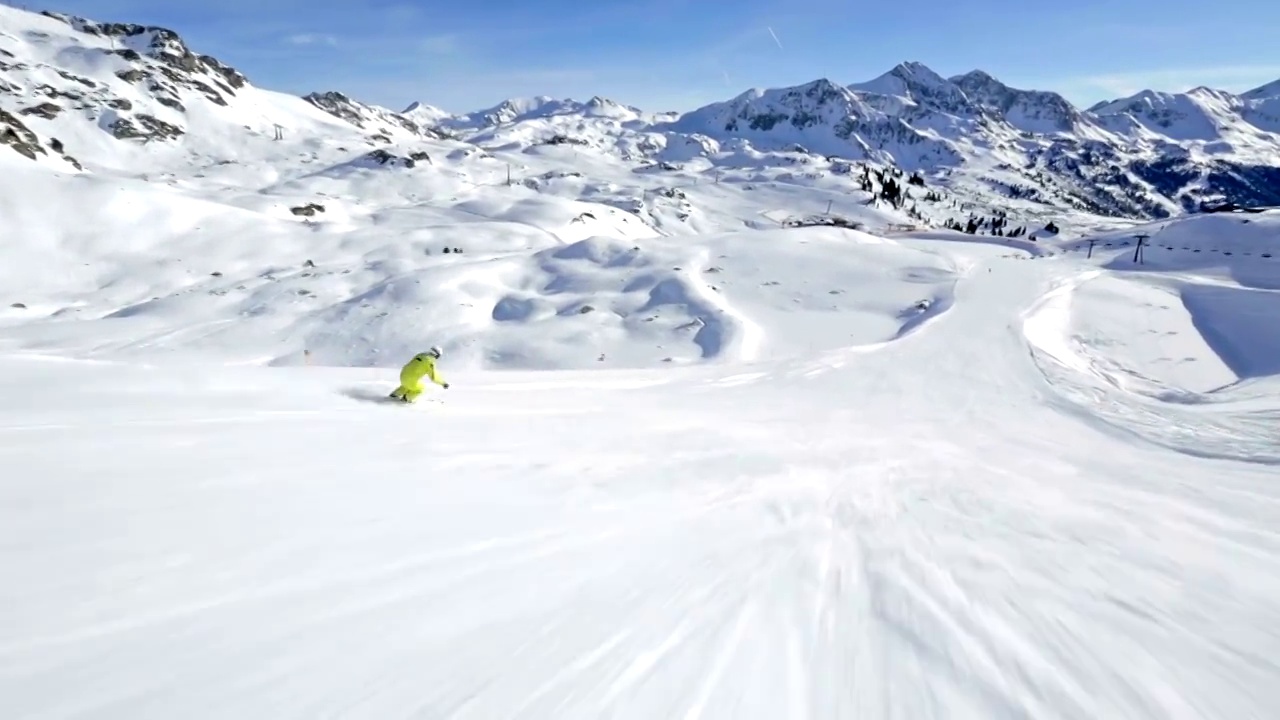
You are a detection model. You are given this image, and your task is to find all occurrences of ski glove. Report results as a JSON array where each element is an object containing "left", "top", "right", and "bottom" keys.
[{"left": 443, "top": 383, "right": 450, "bottom": 389}]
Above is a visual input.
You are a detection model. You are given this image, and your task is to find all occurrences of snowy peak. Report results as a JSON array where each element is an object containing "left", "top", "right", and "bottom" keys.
[
  {"left": 661, "top": 62, "right": 1280, "bottom": 214},
  {"left": 1081, "top": 81, "right": 1280, "bottom": 143},
  {"left": 950, "top": 69, "right": 1083, "bottom": 133},
  {"left": 1089, "top": 88, "right": 1244, "bottom": 141},
  {"left": 849, "top": 61, "right": 973, "bottom": 117},
  {"left": 672, "top": 69, "right": 981, "bottom": 162},
  {"left": 486, "top": 97, "right": 551, "bottom": 125},
  {"left": 666, "top": 76, "right": 969, "bottom": 168},
  {"left": 765, "top": 77, "right": 870, "bottom": 113},
  {"left": 851, "top": 61, "right": 950, "bottom": 97},
  {"left": 681, "top": 77, "right": 872, "bottom": 129},
  {"left": 1092, "top": 87, "right": 1236, "bottom": 118},
  {"left": 455, "top": 96, "right": 561, "bottom": 127},
  {"left": 947, "top": 69, "right": 1000, "bottom": 91},
  {"left": 401, "top": 100, "right": 451, "bottom": 124},
  {"left": 581, "top": 95, "right": 642, "bottom": 118},
  {"left": 304, "top": 90, "right": 449, "bottom": 140},
  {"left": 669, "top": 77, "right": 871, "bottom": 143},
  {"left": 447, "top": 95, "right": 641, "bottom": 129}
]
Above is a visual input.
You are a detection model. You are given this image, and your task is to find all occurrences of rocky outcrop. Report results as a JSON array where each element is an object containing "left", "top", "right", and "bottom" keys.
[
  {"left": 1, "top": 109, "right": 82, "bottom": 169},
  {"left": 539, "top": 134, "right": 589, "bottom": 146},
  {"left": 19, "top": 103, "right": 62, "bottom": 119},
  {"left": 0, "top": 7, "right": 270, "bottom": 169},
  {"left": 41, "top": 12, "right": 247, "bottom": 103},
  {"left": 1, "top": 109, "right": 45, "bottom": 161},
  {"left": 360, "top": 149, "right": 421, "bottom": 168},
  {"left": 108, "top": 113, "right": 184, "bottom": 142}
]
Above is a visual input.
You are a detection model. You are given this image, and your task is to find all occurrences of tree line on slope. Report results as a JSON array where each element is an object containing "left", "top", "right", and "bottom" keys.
[{"left": 855, "top": 164, "right": 1041, "bottom": 237}]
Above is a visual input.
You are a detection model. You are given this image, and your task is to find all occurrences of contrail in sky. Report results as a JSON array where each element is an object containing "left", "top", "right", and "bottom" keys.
[{"left": 767, "top": 26, "right": 783, "bottom": 49}]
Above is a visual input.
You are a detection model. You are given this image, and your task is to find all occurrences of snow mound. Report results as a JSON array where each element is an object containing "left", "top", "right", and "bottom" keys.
[
  {"left": 484, "top": 235, "right": 759, "bottom": 366},
  {"left": 1021, "top": 212, "right": 1280, "bottom": 465},
  {"left": 1036, "top": 213, "right": 1280, "bottom": 387}
]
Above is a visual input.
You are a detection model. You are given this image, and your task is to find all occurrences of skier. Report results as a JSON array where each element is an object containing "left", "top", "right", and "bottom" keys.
[{"left": 389, "top": 346, "right": 449, "bottom": 403}]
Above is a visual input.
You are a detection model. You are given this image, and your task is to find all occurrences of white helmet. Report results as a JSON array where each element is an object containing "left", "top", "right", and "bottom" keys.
[{"left": 427, "top": 345, "right": 442, "bottom": 358}]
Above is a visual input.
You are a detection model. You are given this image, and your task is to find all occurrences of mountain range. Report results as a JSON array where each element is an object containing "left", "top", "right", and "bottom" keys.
[{"left": 3, "top": 5, "right": 1280, "bottom": 221}]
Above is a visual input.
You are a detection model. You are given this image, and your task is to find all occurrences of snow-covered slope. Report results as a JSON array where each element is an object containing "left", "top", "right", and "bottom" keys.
[
  {"left": 4, "top": 213, "right": 1280, "bottom": 719},
  {"left": 0, "top": 140, "right": 925, "bottom": 369},
  {"left": 4, "top": 5, "right": 1280, "bottom": 718}
]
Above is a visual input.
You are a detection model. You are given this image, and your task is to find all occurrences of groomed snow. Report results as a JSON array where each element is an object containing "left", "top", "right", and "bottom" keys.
[{"left": 3, "top": 6, "right": 1280, "bottom": 718}]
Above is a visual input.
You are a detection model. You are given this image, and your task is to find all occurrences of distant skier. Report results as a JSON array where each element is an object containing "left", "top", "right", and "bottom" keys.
[{"left": 389, "top": 346, "right": 449, "bottom": 403}]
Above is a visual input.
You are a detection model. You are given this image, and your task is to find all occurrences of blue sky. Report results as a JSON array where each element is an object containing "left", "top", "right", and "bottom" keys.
[{"left": 29, "top": 0, "right": 1280, "bottom": 113}]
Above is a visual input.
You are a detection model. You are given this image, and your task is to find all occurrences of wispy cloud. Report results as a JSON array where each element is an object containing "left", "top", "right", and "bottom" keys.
[
  {"left": 275, "top": 31, "right": 461, "bottom": 61},
  {"left": 417, "top": 34, "right": 458, "bottom": 54},
  {"left": 432, "top": 66, "right": 593, "bottom": 91},
  {"left": 284, "top": 33, "right": 338, "bottom": 47},
  {"left": 1054, "top": 64, "right": 1280, "bottom": 101},
  {"left": 690, "top": 26, "right": 773, "bottom": 69},
  {"left": 766, "top": 26, "right": 783, "bottom": 50}
]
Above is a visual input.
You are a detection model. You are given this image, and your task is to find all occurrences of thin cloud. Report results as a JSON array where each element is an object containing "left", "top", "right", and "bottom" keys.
[
  {"left": 418, "top": 34, "right": 459, "bottom": 54},
  {"left": 468, "top": 67, "right": 599, "bottom": 87},
  {"left": 285, "top": 33, "right": 338, "bottom": 47},
  {"left": 701, "top": 26, "right": 772, "bottom": 61},
  {"left": 766, "top": 26, "right": 783, "bottom": 50},
  {"left": 1056, "top": 64, "right": 1280, "bottom": 99}
]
